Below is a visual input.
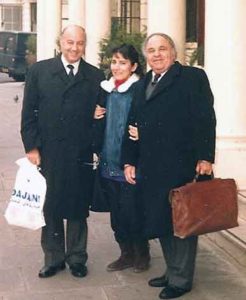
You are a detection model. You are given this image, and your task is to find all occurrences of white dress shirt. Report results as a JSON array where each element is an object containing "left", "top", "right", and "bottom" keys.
[{"left": 61, "top": 55, "right": 80, "bottom": 76}]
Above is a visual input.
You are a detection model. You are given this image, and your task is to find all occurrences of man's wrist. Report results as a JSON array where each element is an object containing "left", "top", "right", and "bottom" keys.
[
  {"left": 199, "top": 160, "right": 211, "bottom": 164},
  {"left": 124, "top": 164, "right": 131, "bottom": 169}
]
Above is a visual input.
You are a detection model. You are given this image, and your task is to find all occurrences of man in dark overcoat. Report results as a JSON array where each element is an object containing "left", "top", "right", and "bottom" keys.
[
  {"left": 21, "top": 25, "right": 104, "bottom": 278},
  {"left": 122, "top": 33, "right": 216, "bottom": 299}
]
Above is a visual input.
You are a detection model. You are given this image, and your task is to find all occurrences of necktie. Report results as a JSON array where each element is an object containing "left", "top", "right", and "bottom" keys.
[
  {"left": 146, "top": 73, "right": 161, "bottom": 99},
  {"left": 152, "top": 73, "right": 161, "bottom": 85},
  {"left": 67, "top": 64, "right": 74, "bottom": 80}
]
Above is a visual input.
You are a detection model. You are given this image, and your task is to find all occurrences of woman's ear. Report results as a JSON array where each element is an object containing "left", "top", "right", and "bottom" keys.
[{"left": 131, "top": 63, "right": 138, "bottom": 73}]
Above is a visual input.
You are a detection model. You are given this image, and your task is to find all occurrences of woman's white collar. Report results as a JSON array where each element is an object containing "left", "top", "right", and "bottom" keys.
[{"left": 100, "top": 73, "right": 139, "bottom": 93}]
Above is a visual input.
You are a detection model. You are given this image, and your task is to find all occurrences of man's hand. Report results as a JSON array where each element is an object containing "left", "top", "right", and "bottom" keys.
[
  {"left": 196, "top": 160, "right": 213, "bottom": 175},
  {"left": 124, "top": 164, "right": 136, "bottom": 185},
  {"left": 128, "top": 125, "right": 139, "bottom": 141},
  {"left": 26, "top": 148, "right": 41, "bottom": 166}
]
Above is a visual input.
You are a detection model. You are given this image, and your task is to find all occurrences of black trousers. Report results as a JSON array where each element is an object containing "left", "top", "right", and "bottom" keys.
[
  {"left": 101, "top": 178, "right": 145, "bottom": 244},
  {"left": 41, "top": 216, "right": 88, "bottom": 267},
  {"left": 159, "top": 234, "right": 198, "bottom": 290}
]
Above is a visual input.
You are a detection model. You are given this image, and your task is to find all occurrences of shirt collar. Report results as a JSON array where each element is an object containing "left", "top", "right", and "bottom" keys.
[
  {"left": 151, "top": 70, "right": 167, "bottom": 83},
  {"left": 61, "top": 55, "right": 80, "bottom": 75}
]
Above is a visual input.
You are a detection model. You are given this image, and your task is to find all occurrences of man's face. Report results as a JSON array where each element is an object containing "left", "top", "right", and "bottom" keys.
[
  {"left": 145, "top": 35, "right": 175, "bottom": 74},
  {"left": 60, "top": 26, "right": 86, "bottom": 63}
]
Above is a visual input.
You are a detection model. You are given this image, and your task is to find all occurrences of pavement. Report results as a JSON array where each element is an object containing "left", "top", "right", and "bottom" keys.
[{"left": 0, "top": 80, "right": 246, "bottom": 300}]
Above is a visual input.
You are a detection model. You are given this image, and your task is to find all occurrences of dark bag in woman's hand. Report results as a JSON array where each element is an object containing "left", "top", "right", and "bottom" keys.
[{"left": 169, "top": 177, "right": 238, "bottom": 238}]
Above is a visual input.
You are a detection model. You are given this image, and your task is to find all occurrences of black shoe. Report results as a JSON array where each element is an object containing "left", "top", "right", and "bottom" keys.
[
  {"left": 159, "top": 286, "right": 191, "bottom": 299},
  {"left": 148, "top": 274, "right": 168, "bottom": 287},
  {"left": 70, "top": 263, "right": 88, "bottom": 278},
  {"left": 38, "top": 262, "right": 66, "bottom": 278}
]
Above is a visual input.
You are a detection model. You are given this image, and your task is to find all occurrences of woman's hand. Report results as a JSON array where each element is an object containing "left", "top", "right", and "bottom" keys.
[
  {"left": 94, "top": 105, "right": 106, "bottom": 119},
  {"left": 129, "top": 125, "right": 139, "bottom": 141},
  {"left": 124, "top": 164, "right": 136, "bottom": 185}
]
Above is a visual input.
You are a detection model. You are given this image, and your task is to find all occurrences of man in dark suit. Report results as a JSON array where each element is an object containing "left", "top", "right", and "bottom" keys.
[
  {"left": 122, "top": 33, "right": 216, "bottom": 299},
  {"left": 21, "top": 25, "right": 104, "bottom": 278}
]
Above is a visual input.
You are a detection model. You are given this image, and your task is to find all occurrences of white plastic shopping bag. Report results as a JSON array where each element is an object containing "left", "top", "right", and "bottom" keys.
[{"left": 4, "top": 157, "right": 46, "bottom": 230}]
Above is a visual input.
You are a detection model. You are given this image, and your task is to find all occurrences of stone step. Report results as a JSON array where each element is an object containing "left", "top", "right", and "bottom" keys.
[
  {"left": 238, "top": 192, "right": 246, "bottom": 221},
  {"left": 205, "top": 217, "right": 246, "bottom": 268},
  {"left": 205, "top": 192, "right": 246, "bottom": 268}
]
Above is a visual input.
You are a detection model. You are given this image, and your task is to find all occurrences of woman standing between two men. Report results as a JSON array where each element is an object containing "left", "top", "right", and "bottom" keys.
[{"left": 94, "top": 43, "right": 151, "bottom": 273}]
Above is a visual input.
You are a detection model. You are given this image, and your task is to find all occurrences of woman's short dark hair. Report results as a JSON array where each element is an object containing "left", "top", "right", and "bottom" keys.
[{"left": 111, "top": 44, "right": 144, "bottom": 77}]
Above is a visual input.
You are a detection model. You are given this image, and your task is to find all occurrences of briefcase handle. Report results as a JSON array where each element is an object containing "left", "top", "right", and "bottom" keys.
[
  {"left": 193, "top": 172, "right": 214, "bottom": 182},
  {"left": 169, "top": 173, "right": 214, "bottom": 204}
]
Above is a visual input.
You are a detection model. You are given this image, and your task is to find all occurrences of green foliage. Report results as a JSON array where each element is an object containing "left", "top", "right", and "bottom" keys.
[
  {"left": 189, "top": 45, "right": 204, "bottom": 66},
  {"left": 26, "top": 34, "right": 36, "bottom": 55},
  {"left": 25, "top": 34, "right": 37, "bottom": 67},
  {"left": 99, "top": 22, "right": 146, "bottom": 77}
]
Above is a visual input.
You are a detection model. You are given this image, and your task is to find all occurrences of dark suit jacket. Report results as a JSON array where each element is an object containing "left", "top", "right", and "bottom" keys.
[
  {"left": 121, "top": 61, "right": 216, "bottom": 238},
  {"left": 21, "top": 56, "right": 105, "bottom": 219}
]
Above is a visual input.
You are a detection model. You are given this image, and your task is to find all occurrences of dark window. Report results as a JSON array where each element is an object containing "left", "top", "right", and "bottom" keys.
[
  {"left": 186, "top": 0, "right": 197, "bottom": 42},
  {"left": 120, "top": 0, "right": 141, "bottom": 33},
  {"left": 17, "top": 34, "right": 30, "bottom": 56},
  {"left": 186, "top": 0, "right": 205, "bottom": 45},
  {"left": 30, "top": 3, "right": 37, "bottom": 32},
  {"left": 186, "top": 0, "right": 205, "bottom": 65},
  {"left": 5, "top": 36, "right": 16, "bottom": 54}
]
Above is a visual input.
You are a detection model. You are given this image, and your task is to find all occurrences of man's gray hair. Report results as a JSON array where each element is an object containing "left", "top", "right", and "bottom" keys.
[
  {"left": 142, "top": 32, "right": 177, "bottom": 59},
  {"left": 57, "top": 24, "right": 86, "bottom": 50},
  {"left": 60, "top": 24, "right": 86, "bottom": 38}
]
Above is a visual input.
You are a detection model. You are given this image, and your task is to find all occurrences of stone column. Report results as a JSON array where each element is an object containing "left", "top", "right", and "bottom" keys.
[
  {"left": 37, "top": 0, "right": 61, "bottom": 61},
  {"left": 0, "top": 6, "right": 2, "bottom": 30},
  {"left": 85, "top": 0, "right": 111, "bottom": 66},
  {"left": 22, "top": 0, "right": 31, "bottom": 32},
  {"left": 205, "top": 0, "right": 246, "bottom": 189},
  {"left": 147, "top": 0, "right": 186, "bottom": 63},
  {"left": 140, "top": 0, "right": 147, "bottom": 33},
  {"left": 68, "top": 0, "right": 85, "bottom": 27}
]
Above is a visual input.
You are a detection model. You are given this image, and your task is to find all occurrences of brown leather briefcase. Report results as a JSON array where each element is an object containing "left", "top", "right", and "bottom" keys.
[{"left": 170, "top": 178, "right": 238, "bottom": 239}]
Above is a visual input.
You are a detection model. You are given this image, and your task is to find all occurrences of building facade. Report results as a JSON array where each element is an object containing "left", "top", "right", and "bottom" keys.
[
  {"left": 1, "top": 0, "right": 246, "bottom": 194},
  {"left": 0, "top": 0, "right": 36, "bottom": 31}
]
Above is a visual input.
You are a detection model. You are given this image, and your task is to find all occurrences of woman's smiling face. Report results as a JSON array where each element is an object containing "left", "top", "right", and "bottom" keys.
[{"left": 110, "top": 52, "right": 137, "bottom": 81}]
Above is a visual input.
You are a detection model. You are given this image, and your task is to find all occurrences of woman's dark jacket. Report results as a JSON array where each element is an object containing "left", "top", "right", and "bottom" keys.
[
  {"left": 100, "top": 74, "right": 139, "bottom": 181},
  {"left": 121, "top": 61, "right": 216, "bottom": 239},
  {"left": 21, "top": 56, "right": 105, "bottom": 219}
]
